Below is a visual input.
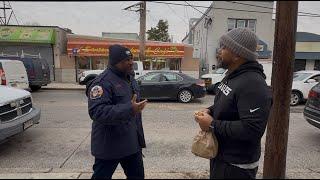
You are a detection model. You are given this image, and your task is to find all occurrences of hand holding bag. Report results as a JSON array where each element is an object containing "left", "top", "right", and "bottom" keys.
[{"left": 191, "top": 130, "right": 218, "bottom": 159}]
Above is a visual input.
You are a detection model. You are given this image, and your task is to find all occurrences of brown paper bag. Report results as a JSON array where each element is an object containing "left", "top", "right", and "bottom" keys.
[{"left": 191, "top": 130, "right": 218, "bottom": 159}]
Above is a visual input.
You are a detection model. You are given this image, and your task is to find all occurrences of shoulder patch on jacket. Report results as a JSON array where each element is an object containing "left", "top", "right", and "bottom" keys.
[{"left": 90, "top": 85, "right": 104, "bottom": 99}]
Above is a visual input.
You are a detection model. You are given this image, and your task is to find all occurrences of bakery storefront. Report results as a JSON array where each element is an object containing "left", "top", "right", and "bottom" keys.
[{"left": 67, "top": 34, "right": 197, "bottom": 82}]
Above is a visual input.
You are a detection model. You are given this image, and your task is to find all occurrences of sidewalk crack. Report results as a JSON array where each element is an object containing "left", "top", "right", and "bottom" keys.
[{"left": 59, "top": 131, "right": 91, "bottom": 168}]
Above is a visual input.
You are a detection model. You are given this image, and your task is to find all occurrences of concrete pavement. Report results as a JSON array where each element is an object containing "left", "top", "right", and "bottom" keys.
[
  {"left": 0, "top": 89, "right": 316, "bottom": 179},
  {"left": 0, "top": 169, "right": 320, "bottom": 179}
]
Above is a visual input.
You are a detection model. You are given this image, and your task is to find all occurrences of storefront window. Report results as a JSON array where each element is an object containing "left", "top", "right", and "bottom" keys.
[
  {"left": 168, "top": 59, "right": 180, "bottom": 70},
  {"left": 77, "top": 56, "right": 107, "bottom": 72},
  {"left": 152, "top": 59, "right": 166, "bottom": 70},
  {"left": 92, "top": 57, "right": 106, "bottom": 70},
  {"left": 78, "top": 56, "right": 90, "bottom": 69},
  {"left": 143, "top": 59, "right": 151, "bottom": 70}
]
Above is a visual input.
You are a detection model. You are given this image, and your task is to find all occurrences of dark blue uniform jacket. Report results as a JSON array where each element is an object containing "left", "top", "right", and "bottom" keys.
[{"left": 86, "top": 66, "right": 146, "bottom": 160}]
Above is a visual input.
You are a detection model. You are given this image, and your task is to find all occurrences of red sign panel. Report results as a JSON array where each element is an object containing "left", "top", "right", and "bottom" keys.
[{"left": 67, "top": 39, "right": 185, "bottom": 58}]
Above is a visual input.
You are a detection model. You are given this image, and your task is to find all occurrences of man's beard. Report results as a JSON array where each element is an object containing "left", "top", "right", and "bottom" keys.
[{"left": 217, "top": 57, "right": 229, "bottom": 69}]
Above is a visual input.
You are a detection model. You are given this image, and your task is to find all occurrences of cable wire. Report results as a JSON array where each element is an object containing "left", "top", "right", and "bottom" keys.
[{"left": 148, "top": 1, "right": 320, "bottom": 18}]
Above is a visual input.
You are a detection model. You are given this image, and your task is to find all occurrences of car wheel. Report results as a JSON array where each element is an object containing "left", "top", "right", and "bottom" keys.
[
  {"left": 290, "top": 91, "right": 301, "bottom": 106},
  {"left": 178, "top": 89, "right": 193, "bottom": 103},
  {"left": 30, "top": 85, "right": 41, "bottom": 92}
]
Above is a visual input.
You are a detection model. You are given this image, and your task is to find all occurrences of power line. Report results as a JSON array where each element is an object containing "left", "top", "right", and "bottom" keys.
[
  {"left": 166, "top": 4, "right": 188, "bottom": 25},
  {"left": 148, "top": 1, "right": 320, "bottom": 18},
  {"left": 184, "top": 1, "right": 210, "bottom": 18},
  {"left": 149, "top": 1, "right": 210, "bottom": 8},
  {"left": 227, "top": 1, "right": 320, "bottom": 17},
  {"left": 184, "top": 2, "right": 189, "bottom": 22}
]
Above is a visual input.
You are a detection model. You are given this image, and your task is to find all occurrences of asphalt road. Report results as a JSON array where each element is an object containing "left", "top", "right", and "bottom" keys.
[{"left": 0, "top": 90, "right": 319, "bottom": 178}]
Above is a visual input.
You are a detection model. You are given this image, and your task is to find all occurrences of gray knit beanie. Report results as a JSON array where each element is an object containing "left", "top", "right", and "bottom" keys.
[{"left": 219, "top": 28, "right": 258, "bottom": 61}]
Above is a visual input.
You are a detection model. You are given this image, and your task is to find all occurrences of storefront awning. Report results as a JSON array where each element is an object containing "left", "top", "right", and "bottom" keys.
[{"left": 67, "top": 35, "right": 188, "bottom": 58}]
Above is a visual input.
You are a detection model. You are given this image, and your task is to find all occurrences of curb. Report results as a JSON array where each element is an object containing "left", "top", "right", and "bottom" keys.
[{"left": 42, "top": 88, "right": 85, "bottom": 91}]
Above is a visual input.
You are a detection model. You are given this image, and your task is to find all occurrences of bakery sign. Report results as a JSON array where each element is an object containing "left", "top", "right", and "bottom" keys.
[{"left": 67, "top": 44, "right": 185, "bottom": 58}]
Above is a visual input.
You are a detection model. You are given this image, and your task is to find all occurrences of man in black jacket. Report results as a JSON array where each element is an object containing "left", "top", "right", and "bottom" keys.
[{"left": 195, "top": 28, "right": 272, "bottom": 179}]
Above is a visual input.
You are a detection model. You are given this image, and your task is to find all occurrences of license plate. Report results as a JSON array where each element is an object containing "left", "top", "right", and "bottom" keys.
[{"left": 23, "top": 120, "right": 34, "bottom": 130}]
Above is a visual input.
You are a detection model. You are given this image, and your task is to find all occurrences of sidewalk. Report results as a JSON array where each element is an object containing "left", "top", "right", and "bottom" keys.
[
  {"left": 42, "top": 83, "right": 86, "bottom": 90},
  {"left": 0, "top": 170, "right": 319, "bottom": 179},
  {"left": 0, "top": 170, "right": 208, "bottom": 179}
]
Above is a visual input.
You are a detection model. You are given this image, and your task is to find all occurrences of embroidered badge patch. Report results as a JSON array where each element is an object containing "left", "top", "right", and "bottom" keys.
[{"left": 90, "top": 85, "right": 104, "bottom": 99}]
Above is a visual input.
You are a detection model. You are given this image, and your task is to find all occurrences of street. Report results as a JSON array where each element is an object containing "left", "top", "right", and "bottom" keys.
[{"left": 0, "top": 89, "right": 319, "bottom": 179}]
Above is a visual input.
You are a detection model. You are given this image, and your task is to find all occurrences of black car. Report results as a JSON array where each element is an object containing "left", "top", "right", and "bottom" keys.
[
  {"left": 0, "top": 56, "right": 51, "bottom": 91},
  {"left": 304, "top": 83, "right": 320, "bottom": 129},
  {"left": 137, "top": 71, "right": 206, "bottom": 103}
]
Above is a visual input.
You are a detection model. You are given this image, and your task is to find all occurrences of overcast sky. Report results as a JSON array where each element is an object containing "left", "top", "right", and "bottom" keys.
[{"left": 8, "top": 1, "right": 320, "bottom": 43}]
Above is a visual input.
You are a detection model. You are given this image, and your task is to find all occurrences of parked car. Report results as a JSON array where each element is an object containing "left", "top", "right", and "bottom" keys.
[
  {"left": 0, "top": 85, "right": 41, "bottom": 142},
  {"left": 0, "top": 56, "right": 51, "bottom": 91},
  {"left": 291, "top": 70, "right": 320, "bottom": 106},
  {"left": 303, "top": 83, "right": 320, "bottom": 129},
  {"left": 201, "top": 68, "right": 227, "bottom": 94},
  {"left": 22, "top": 57, "right": 51, "bottom": 91},
  {"left": 0, "top": 60, "right": 29, "bottom": 90},
  {"left": 136, "top": 71, "right": 206, "bottom": 103},
  {"left": 79, "top": 61, "right": 145, "bottom": 85},
  {"left": 202, "top": 61, "right": 273, "bottom": 95}
]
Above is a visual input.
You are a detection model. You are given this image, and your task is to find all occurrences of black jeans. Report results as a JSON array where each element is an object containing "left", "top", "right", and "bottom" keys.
[
  {"left": 210, "top": 158, "right": 258, "bottom": 179},
  {"left": 92, "top": 151, "right": 144, "bottom": 179}
]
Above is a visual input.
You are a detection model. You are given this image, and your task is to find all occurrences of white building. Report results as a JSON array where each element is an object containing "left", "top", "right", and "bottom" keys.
[{"left": 182, "top": 1, "right": 275, "bottom": 77}]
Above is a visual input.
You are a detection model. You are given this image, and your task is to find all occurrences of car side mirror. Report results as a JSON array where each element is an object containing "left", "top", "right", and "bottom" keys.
[{"left": 307, "top": 79, "right": 317, "bottom": 83}]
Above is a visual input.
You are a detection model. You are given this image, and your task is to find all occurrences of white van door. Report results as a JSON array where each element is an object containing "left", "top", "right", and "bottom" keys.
[
  {"left": 1, "top": 60, "right": 29, "bottom": 89},
  {"left": 133, "top": 61, "right": 144, "bottom": 79}
]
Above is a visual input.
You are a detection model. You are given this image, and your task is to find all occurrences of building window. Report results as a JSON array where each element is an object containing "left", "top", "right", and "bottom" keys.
[
  {"left": 227, "top": 18, "right": 256, "bottom": 32},
  {"left": 227, "top": 19, "right": 236, "bottom": 30}
]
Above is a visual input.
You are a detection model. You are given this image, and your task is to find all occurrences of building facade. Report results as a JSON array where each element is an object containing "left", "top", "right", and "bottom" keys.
[
  {"left": 295, "top": 32, "right": 320, "bottom": 71},
  {"left": 182, "top": 1, "right": 275, "bottom": 77},
  {"left": 0, "top": 25, "right": 72, "bottom": 81},
  {"left": 0, "top": 26, "right": 199, "bottom": 83},
  {"left": 66, "top": 34, "right": 198, "bottom": 82}
]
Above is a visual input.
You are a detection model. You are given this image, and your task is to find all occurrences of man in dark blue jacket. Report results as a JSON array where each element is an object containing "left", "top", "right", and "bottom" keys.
[{"left": 86, "top": 44, "right": 147, "bottom": 179}]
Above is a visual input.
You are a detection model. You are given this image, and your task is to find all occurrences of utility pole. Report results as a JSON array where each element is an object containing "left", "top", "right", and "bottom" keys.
[
  {"left": 139, "top": 1, "right": 146, "bottom": 62},
  {"left": 263, "top": 1, "right": 298, "bottom": 179},
  {"left": 123, "top": 1, "right": 146, "bottom": 62}
]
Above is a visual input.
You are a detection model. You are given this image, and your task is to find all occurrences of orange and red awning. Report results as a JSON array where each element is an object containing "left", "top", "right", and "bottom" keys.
[{"left": 67, "top": 35, "right": 190, "bottom": 58}]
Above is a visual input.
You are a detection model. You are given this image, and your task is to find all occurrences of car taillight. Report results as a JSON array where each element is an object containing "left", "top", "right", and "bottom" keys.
[
  {"left": 308, "top": 90, "right": 319, "bottom": 98},
  {"left": 196, "top": 79, "right": 205, "bottom": 87},
  {"left": 0, "top": 68, "right": 6, "bottom": 85}
]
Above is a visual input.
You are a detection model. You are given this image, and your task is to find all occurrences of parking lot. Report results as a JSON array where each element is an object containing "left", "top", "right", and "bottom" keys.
[{"left": 0, "top": 89, "right": 319, "bottom": 178}]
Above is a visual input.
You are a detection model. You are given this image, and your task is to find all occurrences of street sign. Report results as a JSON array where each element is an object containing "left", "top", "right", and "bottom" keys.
[{"left": 72, "top": 48, "right": 78, "bottom": 55}]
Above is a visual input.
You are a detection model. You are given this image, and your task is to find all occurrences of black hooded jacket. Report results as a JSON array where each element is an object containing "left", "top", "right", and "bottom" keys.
[{"left": 209, "top": 61, "right": 273, "bottom": 164}]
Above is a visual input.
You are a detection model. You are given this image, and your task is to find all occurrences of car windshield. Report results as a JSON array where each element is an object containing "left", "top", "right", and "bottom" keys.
[
  {"left": 213, "top": 68, "right": 226, "bottom": 74},
  {"left": 293, "top": 72, "right": 313, "bottom": 81}
]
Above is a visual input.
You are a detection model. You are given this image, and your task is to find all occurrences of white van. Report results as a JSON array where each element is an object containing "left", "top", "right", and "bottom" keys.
[
  {"left": 0, "top": 60, "right": 29, "bottom": 90},
  {"left": 79, "top": 61, "right": 145, "bottom": 85}
]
